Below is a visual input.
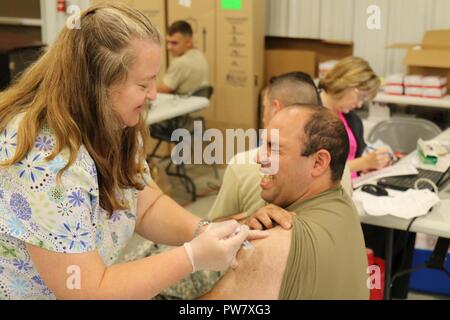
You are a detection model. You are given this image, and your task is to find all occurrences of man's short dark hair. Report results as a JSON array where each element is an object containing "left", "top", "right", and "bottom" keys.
[
  {"left": 267, "top": 71, "right": 322, "bottom": 106},
  {"left": 291, "top": 106, "right": 349, "bottom": 182},
  {"left": 168, "top": 20, "right": 193, "bottom": 37}
]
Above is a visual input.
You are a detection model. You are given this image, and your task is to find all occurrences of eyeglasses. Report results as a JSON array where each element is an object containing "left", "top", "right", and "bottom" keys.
[{"left": 354, "top": 88, "right": 369, "bottom": 104}]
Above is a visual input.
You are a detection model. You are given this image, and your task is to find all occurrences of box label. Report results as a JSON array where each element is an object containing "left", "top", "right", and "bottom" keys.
[
  {"left": 221, "top": 0, "right": 242, "bottom": 10},
  {"left": 178, "top": 0, "right": 191, "bottom": 7}
]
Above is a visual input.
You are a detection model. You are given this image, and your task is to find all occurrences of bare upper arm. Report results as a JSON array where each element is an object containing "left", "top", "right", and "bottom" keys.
[
  {"left": 135, "top": 182, "right": 164, "bottom": 230},
  {"left": 157, "top": 83, "right": 174, "bottom": 93},
  {"left": 200, "top": 226, "right": 292, "bottom": 300},
  {"left": 26, "top": 243, "right": 106, "bottom": 299}
]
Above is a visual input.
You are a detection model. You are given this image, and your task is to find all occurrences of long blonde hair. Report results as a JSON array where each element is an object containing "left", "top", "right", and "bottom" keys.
[
  {"left": 0, "top": 3, "right": 161, "bottom": 214},
  {"left": 318, "top": 56, "right": 380, "bottom": 101}
]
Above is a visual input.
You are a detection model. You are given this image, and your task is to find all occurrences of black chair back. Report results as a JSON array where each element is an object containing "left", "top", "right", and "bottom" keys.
[{"left": 190, "top": 85, "right": 214, "bottom": 99}]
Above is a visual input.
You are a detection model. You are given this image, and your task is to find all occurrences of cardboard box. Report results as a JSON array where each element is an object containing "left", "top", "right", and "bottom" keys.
[
  {"left": 423, "top": 87, "right": 447, "bottom": 98},
  {"left": 264, "top": 37, "right": 353, "bottom": 86},
  {"left": 130, "top": 0, "right": 168, "bottom": 82},
  {"left": 404, "top": 74, "right": 423, "bottom": 87},
  {"left": 318, "top": 60, "right": 339, "bottom": 79},
  {"left": 389, "top": 29, "right": 450, "bottom": 92},
  {"left": 264, "top": 49, "right": 316, "bottom": 85},
  {"left": 167, "top": 0, "right": 216, "bottom": 121},
  {"left": 383, "top": 85, "right": 403, "bottom": 96},
  {"left": 214, "top": 0, "right": 265, "bottom": 131},
  {"left": 0, "top": 1, "right": 41, "bottom": 19},
  {"left": 422, "top": 76, "right": 448, "bottom": 87},
  {"left": 385, "top": 73, "right": 404, "bottom": 86},
  {"left": 404, "top": 86, "right": 423, "bottom": 97},
  {"left": 92, "top": 0, "right": 168, "bottom": 81}
]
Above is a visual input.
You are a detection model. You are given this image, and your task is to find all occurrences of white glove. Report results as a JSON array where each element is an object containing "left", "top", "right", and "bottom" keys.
[{"left": 183, "top": 220, "right": 249, "bottom": 272}]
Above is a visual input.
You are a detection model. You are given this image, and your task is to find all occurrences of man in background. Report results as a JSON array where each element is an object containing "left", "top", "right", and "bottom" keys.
[{"left": 158, "top": 20, "right": 209, "bottom": 94}]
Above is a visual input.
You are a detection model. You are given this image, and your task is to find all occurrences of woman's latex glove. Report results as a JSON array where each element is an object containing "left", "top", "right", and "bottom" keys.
[{"left": 184, "top": 220, "right": 268, "bottom": 272}]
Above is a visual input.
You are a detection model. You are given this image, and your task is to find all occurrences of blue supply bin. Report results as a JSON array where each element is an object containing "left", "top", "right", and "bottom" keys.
[{"left": 410, "top": 249, "right": 450, "bottom": 296}]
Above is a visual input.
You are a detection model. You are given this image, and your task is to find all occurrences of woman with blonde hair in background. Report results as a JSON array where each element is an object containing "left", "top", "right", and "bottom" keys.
[
  {"left": 319, "top": 56, "right": 392, "bottom": 179},
  {"left": 0, "top": 3, "right": 266, "bottom": 300},
  {"left": 320, "top": 56, "right": 415, "bottom": 299}
]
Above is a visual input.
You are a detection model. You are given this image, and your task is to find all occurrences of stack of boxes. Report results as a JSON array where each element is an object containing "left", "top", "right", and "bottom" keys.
[
  {"left": 318, "top": 60, "right": 339, "bottom": 79},
  {"left": 383, "top": 74, "right": 448, "bottom": 98},
  {"left": 383, "top": 74, "right": 404, "bottom": 96},
  {"left": 387, "top": 29, "right": 450, "bottom": 99},
  {"left": 404, "top": 75, "right": 423, "bottom": 97},
  {"left": 421, "top": 76, "right": 448, "bottom": 98}
]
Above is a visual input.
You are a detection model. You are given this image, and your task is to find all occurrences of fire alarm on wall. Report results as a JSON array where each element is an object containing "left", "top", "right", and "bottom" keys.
[{"left": 57, "top": 0, "right": 67, "bottom": 13}]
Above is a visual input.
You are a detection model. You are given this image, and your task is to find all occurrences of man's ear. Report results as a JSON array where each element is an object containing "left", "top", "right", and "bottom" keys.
[
  {"left": 186, "top": 36, "right": 193, "bottom": 47},
  {"left": 272, "top": 99, "right": 283, "bottom": 113},
  {"left": 311, "top": 149, "right": 331, "bottom": 178}
]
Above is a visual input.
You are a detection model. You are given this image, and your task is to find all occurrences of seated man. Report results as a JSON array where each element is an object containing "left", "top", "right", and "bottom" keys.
[
  {"left": 137, "top": 72, "right": 339, "bottom": 300},
  {"left": 201, "top": 106, "right": 369, "bottom": 299},
  {"left": 131, "top": 73, "right": 353, "bottom": 300},
  {"left": 208, "top": 72, "right": 352, "bottom": 224},
  {"left": 158, "top": 20, "right": 209, "bottom": 94}
]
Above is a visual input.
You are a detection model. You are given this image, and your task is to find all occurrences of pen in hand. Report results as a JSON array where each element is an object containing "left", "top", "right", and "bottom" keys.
[{"left": 366, "top": 145, "right": 395, "bottom": 162}]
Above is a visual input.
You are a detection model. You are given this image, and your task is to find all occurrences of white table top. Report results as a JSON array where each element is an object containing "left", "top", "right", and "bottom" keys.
[
  {"left": 373, "top": 93, "right": 450, "bottom": 109},
  {"left": 357, "top": 128, "right": 450, "bottom": 238},
  {"left": 146, "top": 93, "right": 210, "bottom": 125},
  {"left": 357, "top": 198, "right": 450, "bottom": 238}
]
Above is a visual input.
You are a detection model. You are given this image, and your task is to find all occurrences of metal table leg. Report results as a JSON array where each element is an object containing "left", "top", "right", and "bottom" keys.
[{"left": 384, "top": 228, "right": 394, "bottom": 300}]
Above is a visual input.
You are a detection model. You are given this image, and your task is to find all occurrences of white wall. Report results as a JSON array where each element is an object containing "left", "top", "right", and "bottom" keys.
[
  {"left": 41, "top": 0, "right": 450, "bottom": 76},
  {"left": 319, "top": 0, "right": 354, "bottom": 42},
  {"left": 266, "top": 0, "right": 450, "bottom": 76},
  {"left": 266, "top": 0, "right": 321, "bottom": 38}
]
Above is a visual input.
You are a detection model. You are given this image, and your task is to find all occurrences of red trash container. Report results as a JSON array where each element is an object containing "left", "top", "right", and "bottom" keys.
[{"left": 367, "top": 248, "right": 385, "bottom": 300}]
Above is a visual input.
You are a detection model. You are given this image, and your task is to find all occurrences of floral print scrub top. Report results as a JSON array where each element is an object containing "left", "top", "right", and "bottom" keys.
[{"left": 0, "top": 114, "right": 150, "bottom": 299}]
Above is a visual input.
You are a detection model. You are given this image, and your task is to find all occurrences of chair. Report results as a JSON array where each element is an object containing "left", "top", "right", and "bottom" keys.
[
  {"left": 366, "top": 117, "right": 442, "bottom": 154},
  {"left": 1, "top": 44, "right": 45, "bottom": 90},
  {"left": 366, "top": 117, "right": 443, "bottom": 299},
  {"left": 187, "top": 85, "right": 219, "bottom": 179},
  {"left": 149, "top": 85, "right": 214, "bottom": 201},
  {"left": 190, "top": 84, "right": 214, "bottom": 99},
  {"left": 184, "top": 85, "right": 214, "bottom": 131},
  {"left": 389, "top": 237, "right": 450, "bottom": 296}
]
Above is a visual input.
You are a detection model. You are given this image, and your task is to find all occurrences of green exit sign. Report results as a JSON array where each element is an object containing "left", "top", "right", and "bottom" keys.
[{"left": 221, "top": 0, "right": 242, "bottom": 10}]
